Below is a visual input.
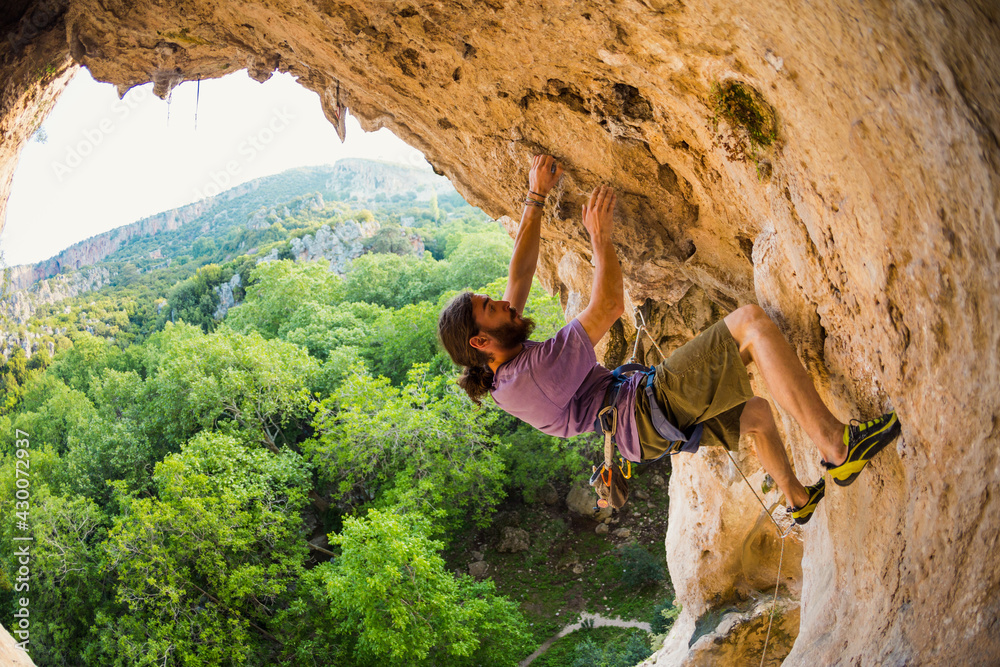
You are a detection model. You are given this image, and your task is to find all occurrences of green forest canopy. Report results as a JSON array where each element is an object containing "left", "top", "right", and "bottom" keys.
[{"left": 0, "top": 163, "right": 604, "bottom": 666}]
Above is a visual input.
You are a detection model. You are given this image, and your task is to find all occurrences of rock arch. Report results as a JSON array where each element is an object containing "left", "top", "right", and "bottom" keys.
[{"left": 0, "top": 1, "right": 997, "bottom": 664}]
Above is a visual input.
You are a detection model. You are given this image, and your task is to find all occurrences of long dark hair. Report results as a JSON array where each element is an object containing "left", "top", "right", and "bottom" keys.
[{"left": 438, "top": 291, "right": 494, "bottom": 405}]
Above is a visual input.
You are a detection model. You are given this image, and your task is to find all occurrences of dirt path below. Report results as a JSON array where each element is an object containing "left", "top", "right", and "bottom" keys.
[{"left": 518, "top": 612, "right": 652, "bottom": 666}]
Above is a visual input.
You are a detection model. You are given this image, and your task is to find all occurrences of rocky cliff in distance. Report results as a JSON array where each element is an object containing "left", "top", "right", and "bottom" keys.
[
  {"left": 4, "top": 179, "right": 261, "bottom": 292},
  {"left": 3, "top": 158, "right": 452, "bottom": 293},
  {"left": 0, "top": 1, "right": 997, "bottom": 665},
  {"left": 327, "top": 158, "right": 454, "bottom": 201}
]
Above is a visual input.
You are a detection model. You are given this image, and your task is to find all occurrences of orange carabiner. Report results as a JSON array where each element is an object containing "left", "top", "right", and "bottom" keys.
[
  {"left": 619, "top": 458, "right": 632, "bottom": 479},
  {"left": 600, "top": 466, "right": 612, "bottom": 486}
]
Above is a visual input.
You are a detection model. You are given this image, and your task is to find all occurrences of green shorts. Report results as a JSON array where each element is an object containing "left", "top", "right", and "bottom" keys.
[{"left": 635, "top": 318, "right": 755, "bottom": 460}]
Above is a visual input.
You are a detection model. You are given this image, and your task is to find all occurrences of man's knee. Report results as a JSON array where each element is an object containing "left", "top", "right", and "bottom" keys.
[
  {"left": 740, "top": 396, "right": 774, "bottom": 434},
  {"left": 725, "top": 304, "right": 773, "bottom": 346}
]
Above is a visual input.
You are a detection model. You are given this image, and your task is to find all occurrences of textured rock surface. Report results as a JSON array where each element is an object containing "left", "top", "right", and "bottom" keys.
[
  {"left": 288, "top": 219, "right": 380, "bottom": 273},
  {"left": 646, "top": 598, "right": 800, "bottom": 667},
  {"left": 1, "top": 265, "right": 107, "bottom": 357},
  {"left": 566, "top": 480, "right": 612, "bottom": 522},
  {"left": 253, "top": 218, "right": 381, "bottom": 272},
  {"left": 0, "top": 0, "right": 997, "bottom": 664},
  {"left": 212, "top": 271, "right": 242, "bottom": 320},
  {"left": 0, "top": 622, "right": 36, "bottom": 667},
  {"left": 496, "top": 526, "right": 530, "bottom": 554}
]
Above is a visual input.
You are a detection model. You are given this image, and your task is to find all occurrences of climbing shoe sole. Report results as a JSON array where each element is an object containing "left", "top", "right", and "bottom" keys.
[
  {"left": 788, "top": 478, "right": 826, "bottom": 525},
  {"left": 823, "top": 411, "right": 902, "bottom": 487}
]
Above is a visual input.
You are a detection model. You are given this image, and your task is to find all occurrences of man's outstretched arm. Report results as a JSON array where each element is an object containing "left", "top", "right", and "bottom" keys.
[
  {"left": 503, "top": 155, "right": 563, "bottom": 314},
  {"left": 576, "top": 186, "right": 625, "bottom": 347}
]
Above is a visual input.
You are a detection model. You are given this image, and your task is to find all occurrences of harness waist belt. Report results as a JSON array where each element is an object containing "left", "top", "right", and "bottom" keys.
[{"left": 594, "top": 364, "right": 703, "bottom": 462}]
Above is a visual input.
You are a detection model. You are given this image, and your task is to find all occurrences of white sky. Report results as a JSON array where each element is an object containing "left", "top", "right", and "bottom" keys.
[{"left": 1, "top": 68, "right": 429, "bottom": 267}]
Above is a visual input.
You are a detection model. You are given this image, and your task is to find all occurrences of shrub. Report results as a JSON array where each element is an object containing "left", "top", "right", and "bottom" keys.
[
  {"left": 650, "top": 598, "right": 682, "bottom": 635},
  {"left": 618, "top": 542, "right": 665, "bottom": 587},
  {"left": 572, "top": 630, "right": 652, "bottom": 667}
]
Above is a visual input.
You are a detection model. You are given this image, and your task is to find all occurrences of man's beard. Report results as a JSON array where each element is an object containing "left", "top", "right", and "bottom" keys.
[{"left": 484, "top": 314, "right": 536, "bottom": 350}]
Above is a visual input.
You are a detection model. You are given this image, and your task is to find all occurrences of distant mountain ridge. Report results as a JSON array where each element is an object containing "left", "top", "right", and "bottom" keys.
[
  {"left": 4, "top": 181, "right": 262, "bottom": 292},
  {"left": 3, "top": 159, "right": 451, "bottom": 292}
]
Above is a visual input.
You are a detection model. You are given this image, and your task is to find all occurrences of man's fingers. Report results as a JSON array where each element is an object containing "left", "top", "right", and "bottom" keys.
[
  {"left": 603, "top": 188, "right": 616, "bottom": 212},
  {"left": 594, "top": 185, "right": 608, "bottom": 209}
]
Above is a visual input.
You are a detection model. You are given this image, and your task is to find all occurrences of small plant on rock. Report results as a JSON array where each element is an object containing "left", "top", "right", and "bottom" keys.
[{"left": 709, "top": 80, "right": 779, "bottom": 178}]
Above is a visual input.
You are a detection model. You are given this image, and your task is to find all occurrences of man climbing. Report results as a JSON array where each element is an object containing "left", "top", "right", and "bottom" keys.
[{"left": 437, "top": 154, "right": 901, "bottom": 524}]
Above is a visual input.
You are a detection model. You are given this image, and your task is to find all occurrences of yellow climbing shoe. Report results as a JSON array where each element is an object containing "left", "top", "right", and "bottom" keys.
[
  {"left": 822, "top": 411, "right": 902, "bottom": 487},
  {"left": 788, "top": 478, "right": 826, "bottom": 525}
]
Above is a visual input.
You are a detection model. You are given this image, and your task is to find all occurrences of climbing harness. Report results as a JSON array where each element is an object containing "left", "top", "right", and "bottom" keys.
[{"left": 605, "top": 291, "right": 792, "bottom": 665}]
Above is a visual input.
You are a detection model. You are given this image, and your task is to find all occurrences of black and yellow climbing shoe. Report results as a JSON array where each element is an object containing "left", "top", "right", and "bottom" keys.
[
  {"left": 788, "top": 478, "right": 826, "bottom": 525},
  {"left": 822, "top": 411, "right": 902, "bottom": 487}
]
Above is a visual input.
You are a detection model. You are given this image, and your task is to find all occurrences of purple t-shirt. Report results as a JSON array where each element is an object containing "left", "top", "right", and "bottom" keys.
[{"left": 490, "top": 318, "right": 644, "bottom": 461}]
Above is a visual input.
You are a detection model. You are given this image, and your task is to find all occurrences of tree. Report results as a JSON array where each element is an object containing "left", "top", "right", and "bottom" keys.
[
  {"left": 165, "top": 263, "right": 227, "bottom": 332},
  {"left": 226, "top": 260, "right": 344, "bottom": 339},
  {"left": 278, "top": 509, "right": 530, "bottom": 666},
  {"left": 0, "top": 487, "right": 111, "bottom": 665},
  {"left": 362, "top": 301, "right": 450, "bottom": 384},
  {"left": 8, "top": 374, "right": 96, "bottom": 456},
  {"left": 47, "top": 332, "right": 125, "bottom": 394},
  {"left": 443, "top": 231, "right": 512, "bottom": 290},
  {"left": 26, "top": 347, "right": 51, "bottom": 371},
  {"left": 305, "top": 365, "right": 507, "bottom": 532},
  {"left": 278, "top": 301, "right": 384, "bottom": 361},
  {"left": 97, "top": 432, "right": 312, "bottom": 666},
  {"left": 143, "top": 324, "right": 319, "bottom": 451},
  {"left": 364, "top": 225, "right": 419, "bottom": 256},
  {"left": 192, "top": 237, "right": 219, "bottom": 259},
  {"left": 429, "top": 191, "right": 440, "bottom": 222},
  {"left": 61, "top": 369, "right": 160, "bottom": 504},
  {"left": 341, "top": 253, "right": 446, "bottom": 308},
  {"left": 0, "top": 347, "right": 30, "bottom": 413},
  {"left": 573, "top": 631, "right": 652, "bottom": 667}
]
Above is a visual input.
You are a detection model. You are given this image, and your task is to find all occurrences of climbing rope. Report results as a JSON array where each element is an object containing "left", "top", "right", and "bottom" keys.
[
  {"left": 626, "top": 294, "right": 790, "bottom": 665},
  {"left": 722, "top": 447, "right": 789, "bottom": 667}
]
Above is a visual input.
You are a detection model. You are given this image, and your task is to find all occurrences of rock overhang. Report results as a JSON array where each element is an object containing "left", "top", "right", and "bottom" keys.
[{"left": 0, "top": 1, "right": 998, "bottom": 664}]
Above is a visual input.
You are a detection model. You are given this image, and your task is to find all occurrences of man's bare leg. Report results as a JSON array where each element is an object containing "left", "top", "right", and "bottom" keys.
[
  {"left": 725, "top": 305, "right": 848, "bottom": 467},
  {"left": 741, "top": 397, "right": 809, "bottom": 508}
]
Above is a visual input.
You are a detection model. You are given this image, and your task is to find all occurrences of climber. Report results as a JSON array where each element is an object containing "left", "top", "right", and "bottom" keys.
[{"left": 437, "top": 154, "right": 902, "bottom": 524}]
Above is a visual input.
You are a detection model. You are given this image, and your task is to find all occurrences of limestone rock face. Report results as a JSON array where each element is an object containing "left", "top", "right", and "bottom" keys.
[
  {"left": 212, "top": 271, "right": 242, "bottom": 320},
  {"left": 1, "top": 265, "right": 109, "bottom": 356},
  {"left": 288, "top": 220, "right": 379, "bottom": 274},
  {"left": 0, "top": 0, "right": 997, "bottom": 664},
  {"left": 0, "top": 623, "right": 36, "bottom": 667},
  {"left": 253, "top": 219, "right": 380, "bottom": 275},
  {"left": 648, "top": 598, "right": 800, "bottom": 667},
  {"left": 327, "top": 158, "right": 453, "bottom": 201}
]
